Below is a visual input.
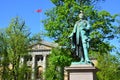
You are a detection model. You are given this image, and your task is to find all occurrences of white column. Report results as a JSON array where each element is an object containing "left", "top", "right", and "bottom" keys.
[
  {"left": 43, "top": 55, "right": 46, "bottom": 72},
  {"left": 19, "top": 57, "right": 24, "bottom": 67},
  {"left": 31, "top": 55, "right": 35, "bottom": 80},
  {"left": 43, "top": 54, "right": 47, "bottom": 80}
]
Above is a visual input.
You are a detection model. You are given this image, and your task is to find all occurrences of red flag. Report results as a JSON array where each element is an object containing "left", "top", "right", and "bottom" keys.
[{"left": 35, "top": 9, "right": 42, "bottom": 13}]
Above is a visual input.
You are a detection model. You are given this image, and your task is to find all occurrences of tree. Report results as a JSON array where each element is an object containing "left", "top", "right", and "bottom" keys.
[
  {"left": 97, "top": 53, "right": 120, "bottom": 80},
  {"left": 0, "top": 31, "right": 11, "bottom": 79},
  {"left": 45, "top": 47, "right": 72, "bottom": 80},
  {"left": 43, "top": 0, "right": 120, "bottom": 80},
  {"left": 0, "top": 17, "right": 41, "bottom": 80},
  {"left": 115, "top": 15, "right": 120, "bottom": 51}
]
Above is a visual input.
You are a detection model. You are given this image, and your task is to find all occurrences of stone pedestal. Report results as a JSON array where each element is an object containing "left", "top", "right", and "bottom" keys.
[{"left": 65, "top": 64, "right": 98, "bottom": 80}]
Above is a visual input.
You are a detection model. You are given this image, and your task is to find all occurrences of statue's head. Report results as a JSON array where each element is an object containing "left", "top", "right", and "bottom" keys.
[{"left": 79, "top": 10, "right": 84, "bottom": 19}]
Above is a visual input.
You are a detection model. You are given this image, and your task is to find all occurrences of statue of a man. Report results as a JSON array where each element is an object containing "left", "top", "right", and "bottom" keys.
[{"left": 69, "top": 11, "right": 91, "bottom": 63}]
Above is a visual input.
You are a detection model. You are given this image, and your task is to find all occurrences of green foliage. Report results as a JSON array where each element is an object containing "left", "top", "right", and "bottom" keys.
[
  {"left": 5, "top": 17, "right": 31, "bottom": 79},
  {"left": 97, "top": 54, "right": 120, "bottom": 80},
  {"left": 17, "top": 65, "right": 32, "bottom": 80},
  {"left": 0, "top": 32, "right": 11, "bottom": 79},
  {"left": 45, "top": 47, "right": 72, "bottom": 80},
  {"left": 51, "top": 0, "right": 105, "bottom": 6},
  {"left": 0, "top": 17, "right": 41, "bottom": 80},
  {"left": 49, "top": 47, "right": 72, "bottom": 66}
]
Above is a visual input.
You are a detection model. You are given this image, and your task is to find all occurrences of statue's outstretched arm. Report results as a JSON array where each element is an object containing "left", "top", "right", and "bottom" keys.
[{"left": 69, "top": 22, "right": 77, "bottom": 38}]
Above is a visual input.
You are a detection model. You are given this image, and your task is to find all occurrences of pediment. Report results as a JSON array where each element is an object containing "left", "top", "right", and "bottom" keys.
[
  {"left": 30, "top": 41, "right": 58, "bottom": 50},
  {"left": 32, "top": 44, "right": 52, "bottom": 50}
]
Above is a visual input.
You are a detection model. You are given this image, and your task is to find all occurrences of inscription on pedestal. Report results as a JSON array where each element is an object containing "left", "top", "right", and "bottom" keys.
[
  {"left": 70, "top": 72, "right": 93, "bottom": 80},
  {"left": 65, "top": 64, "right": 98, "bottom": 80}
]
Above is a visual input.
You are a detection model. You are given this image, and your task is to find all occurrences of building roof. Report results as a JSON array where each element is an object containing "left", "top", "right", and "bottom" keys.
[
  {"left": 29, "top": 40, "right": 58, "bottom": 51},
  {"left": 40, "top": 40, "right": 58, "bottom": 48}
]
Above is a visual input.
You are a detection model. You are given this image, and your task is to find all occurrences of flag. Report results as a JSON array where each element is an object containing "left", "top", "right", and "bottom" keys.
[{"left": 35, "top": 9, "right": 42, "bottom": 13}]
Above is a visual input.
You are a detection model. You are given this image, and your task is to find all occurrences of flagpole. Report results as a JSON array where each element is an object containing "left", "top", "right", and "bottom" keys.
[
  {"left": 40, "top": 12, "right": 44, "bottom": 40},
  {"left": 35, "top": 9, "right": 44, "bottom": 40}
]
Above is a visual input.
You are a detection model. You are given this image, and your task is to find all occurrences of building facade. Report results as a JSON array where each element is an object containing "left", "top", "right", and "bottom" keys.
[{"left": 26, "top": 41, "right": 58, "bottom": 80}]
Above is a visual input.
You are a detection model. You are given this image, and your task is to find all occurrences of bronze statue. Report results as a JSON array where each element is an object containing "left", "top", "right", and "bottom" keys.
[{"left": 69, "top": 11, "right": 91, "bottom": 63}]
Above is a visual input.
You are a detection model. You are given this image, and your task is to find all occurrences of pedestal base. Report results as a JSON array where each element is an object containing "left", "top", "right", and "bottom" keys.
[{"left": 65, "top": 64, "right": 98, "bottom": 80}]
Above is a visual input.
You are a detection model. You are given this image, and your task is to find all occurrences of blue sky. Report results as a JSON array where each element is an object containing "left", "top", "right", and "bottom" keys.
[
  {"left": 0, "top": 0, "right": 120, "bottom": 43},
  {"left": 0, "top": 0, "right": 54, "bottom": 34}
]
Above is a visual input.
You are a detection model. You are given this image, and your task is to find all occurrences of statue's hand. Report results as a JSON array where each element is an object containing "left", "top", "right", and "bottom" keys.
[
  {"left": 68, "top": 34, "right": 73, "bottom": 39},
  {"left": 82, "top": 27, "right": 89, "bottom": 31},
  {"left": 68, "top": 36, "right": 72, "bottom": 39}
]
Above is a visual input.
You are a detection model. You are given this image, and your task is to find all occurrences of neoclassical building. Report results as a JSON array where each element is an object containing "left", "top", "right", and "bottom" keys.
[{"left": 26, "top": 41, "right": 58, "bottom": 80}]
